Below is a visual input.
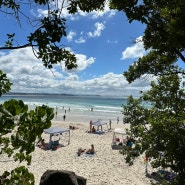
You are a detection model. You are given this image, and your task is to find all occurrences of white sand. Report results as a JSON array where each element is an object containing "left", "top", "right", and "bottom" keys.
[{"left": 0, "top": 121, "right": 152, "bottom": 185}]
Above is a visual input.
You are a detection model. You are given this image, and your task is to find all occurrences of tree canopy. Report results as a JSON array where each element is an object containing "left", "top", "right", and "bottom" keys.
[{"left": 122, "top": 68, "right": 185, "bottom": 184}]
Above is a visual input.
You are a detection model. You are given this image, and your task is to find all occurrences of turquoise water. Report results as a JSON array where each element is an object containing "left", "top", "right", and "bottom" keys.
[{"left": 0, "top": 93, "right": 127, "bottom": 123}]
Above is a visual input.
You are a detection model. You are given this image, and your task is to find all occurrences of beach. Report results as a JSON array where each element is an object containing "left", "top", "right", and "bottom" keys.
[{"left": 0, "top": 119, "right": 152, "bottom": 185}]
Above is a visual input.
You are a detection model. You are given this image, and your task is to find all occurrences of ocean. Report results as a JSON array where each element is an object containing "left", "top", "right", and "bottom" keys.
[{"left": 0, "top": 93, "right": 127, "bottom": 124}]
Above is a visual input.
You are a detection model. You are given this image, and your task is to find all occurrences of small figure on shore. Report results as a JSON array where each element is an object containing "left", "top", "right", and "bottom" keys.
[
  {"left": 68, "top": 107, "right": 70, "bottom": 112},
  {"left": 117, "top": 117, "right": 119, "bottom": 124},
  {"left": 86, "top": 144, "right": 95, "bottom": 154},
  {"left": 63, "top": 114, "right": 66, "bottom": 121},
  {"left": 109, "top": 119, "right": 112, "bottom": 130},
  {"left": 89, "top": 120, "right": 93, "bottom": 133},
  {"left": 69, "top": 125, "right": 78, "bottom": 130},
  {"left": 144, "top": 153, "right": 150, "bottom": 174},
  {"left": 55, "top": 106, "right": 58, "bottom": 116},
  {"left": 65, "top": 109, "right": 66, "bottom": 114}
]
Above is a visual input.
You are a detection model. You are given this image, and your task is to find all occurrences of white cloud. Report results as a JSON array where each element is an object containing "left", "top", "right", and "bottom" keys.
[
  {"left": 75, "top": 37, "right": 86, "bottom": 43},
  {"left": 88, "top": 4, "right": 116, "bottom": 19},
  {"left": 66, "top": 30, "right": 76, "bottom": 42},
  {"left": 65, "top": 74, "right": 79, "bottom": 81},
  {"left": 121, "top": 36, "right": 146, "bottom": 60},
  {"left": 0, "top": 48, "right": 152, "bottom": 97},
  {"left": 64, "top": 3, "right": 116, "bottom": 20},
  {"left": 87, "top": 22, "right": 105, "bottom": 38},
  {"left": 0, "top": 48, "right": 64, "bottom": 93},
  {"left": 37, "top": 9, "right": 48, "bottom": 17},
  {"left": 60, "top": 53, "right": 95, "bottom": 73},
  {"left": 73, "top": 73, "right": 152, "bottom": 97},
  {"left": 35, "top": 2, "right": 116, "bottom": 21}
]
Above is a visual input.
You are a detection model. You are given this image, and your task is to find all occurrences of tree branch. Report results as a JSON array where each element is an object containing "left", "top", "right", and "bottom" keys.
[
  {"left": 175, "top": 49, "right": 185, "bottom": 63},
  {"left": 0, "top": 43, "right": 37, "bottom": 50}
]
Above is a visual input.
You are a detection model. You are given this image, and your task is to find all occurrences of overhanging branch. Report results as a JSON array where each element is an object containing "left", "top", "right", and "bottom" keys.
[
  {"left": 0, "top": 43, "right": 37, "bottom": 50},
  {"left": 176, "top": 49, "right": 185, "bottom": 63}
]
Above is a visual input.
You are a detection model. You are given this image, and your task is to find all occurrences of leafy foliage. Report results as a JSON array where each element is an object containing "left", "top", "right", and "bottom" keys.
[
  {"left": 28, "top": 10, "right": 77, "bottom": 69},
  {"left": 122, "top": 68, "right": 185, "bottom": 184},
  {"left": 67, "top": 0, "right": 105, "bottom": 13},
  {"left": 0, "top": 97, "right": 54, "bottom": 184},
  {"left": 0, "top": 166, "right": 34, "bottom": 185},
  {"left": 0, "top": 1, "right": 77, "bottom": 70},
  {"left": 124, "top": 51, "right": 180, "bottom": 83},
  {"left": 0, "top": 70, "right": 12, "bottom": 96}
]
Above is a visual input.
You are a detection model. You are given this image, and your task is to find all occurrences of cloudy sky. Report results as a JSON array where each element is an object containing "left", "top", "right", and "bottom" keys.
[{"left": 0, "top": 2, "right": 152, "bottom": 97}]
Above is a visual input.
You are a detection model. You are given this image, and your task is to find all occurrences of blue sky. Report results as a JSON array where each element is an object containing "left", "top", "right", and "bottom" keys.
[{"left": 0, "top": 2, "right": 153, "bottom": 97}]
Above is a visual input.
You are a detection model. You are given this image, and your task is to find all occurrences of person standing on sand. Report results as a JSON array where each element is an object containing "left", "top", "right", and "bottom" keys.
[
  {"left": 89, "top": 120, "right": 92, "bottom": 133},
  {"left": 55, "top": 106, "right": 58, "bottom": 118},
  {"left": 109, "top": 119, "right": 112, "bottom": 130},
  {"left": 63, "top": 114, "right": 66, "bottom": 121},
  {"left": 117, "top": 117, "right": 119, "bottom": 124}
]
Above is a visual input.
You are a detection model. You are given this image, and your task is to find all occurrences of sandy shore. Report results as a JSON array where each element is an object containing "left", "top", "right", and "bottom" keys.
[{"left": 0, "top": 120, "right": 152, "bottom": 185}]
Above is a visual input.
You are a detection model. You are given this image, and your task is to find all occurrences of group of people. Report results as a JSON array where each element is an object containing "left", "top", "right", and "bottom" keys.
[
  {"left": 69, "top": 125, "right": 79, "bottom": 130},
  {"left": 88, "top": 118, "right": 121, "bottom": 133},
  {"left": 38, "top": 137, "right": 61, "bottom": 151},
  {"left": 39, "top": 138, "right": 95, "bottom": 156},
  {"left": 55, "top": 106, "right": 71, "bottom": 121},
  {"left": 77, "top": 144, "right": 95, "bottom": 156},
  {"left": 114, "top": 136, "right": 133, "bottom": 147}
]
